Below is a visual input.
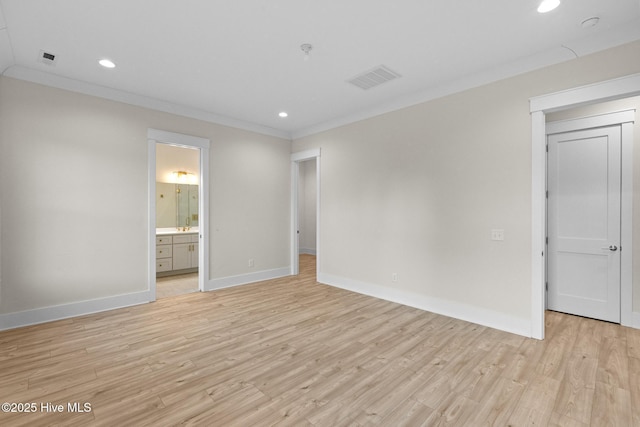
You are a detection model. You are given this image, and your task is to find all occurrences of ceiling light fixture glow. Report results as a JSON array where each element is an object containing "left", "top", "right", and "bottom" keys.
[
  {"left": 537, "top": 0, "right": 560, "bottom": 13},
  {"left": 99, "top": 59, "right": 116, "bottom": 68},
  {"left": 279, "top": 112, "right": 288, "bottom": 118}
]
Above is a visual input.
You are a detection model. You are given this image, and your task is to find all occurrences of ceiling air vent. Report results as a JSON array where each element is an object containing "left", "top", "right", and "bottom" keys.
[
  {"left": 347, "top": 65, "right": 401, "bottom": 90},
  {"left": 38, "top": 50, "right": 57, "bottom": 66}
]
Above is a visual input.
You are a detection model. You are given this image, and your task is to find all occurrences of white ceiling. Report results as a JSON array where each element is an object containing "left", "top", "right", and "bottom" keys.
[{"left": 0, "top": 0, "right": 639, "bottom": 140}]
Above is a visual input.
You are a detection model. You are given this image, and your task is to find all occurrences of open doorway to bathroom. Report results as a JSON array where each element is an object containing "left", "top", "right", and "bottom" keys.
[{"left": 155, "top": 143, "right": 201, "bottom": 299}]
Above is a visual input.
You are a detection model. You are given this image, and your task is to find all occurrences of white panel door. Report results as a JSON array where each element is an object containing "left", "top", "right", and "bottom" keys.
[{"left": 547, "top": 126, "right": 621, "bottom": 323}]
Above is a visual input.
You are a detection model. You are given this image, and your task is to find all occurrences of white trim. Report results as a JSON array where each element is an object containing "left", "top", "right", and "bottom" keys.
[
  {"left": 147, "top": 141, "right": 157, "bottom": 301},
  {"left": 291, "top": 149, "right": 321, "bottom": 278},
  {"left": 621, "top": 121, "right": 634, "bottom": 327},
  {"left": 206, "top": 267, "right": 290, "bottom": 291},
  {"left": 4, "top": 65, "right": 291, "bottom": 140},
  {"left": 531, "top": 110, "right": 546, "bottom": 340},
  {"left": 530, "top": 73, "right": 640, "bottom": 114},
  {"left": 291, "top": 148, "right": 321, "bottom": 162},
  {"left": 199, "top": 146, "right": 210, "bottom": 294},
  {"left": 148, "top": 129, "right": 211, "bottom": 299},
  {"left": 0, "top": 291, "right": 149, "bottom": 331},
  {"left": 531, "top": 74, "right": 640, "bottom": 339},
  {"left": 546, "top": 110, "right": 635, "bottom": 134},
  {"left": 148, "top": 128, "right": 210, "bottom": 149},
  {"left": 319, "top": 273, "right": 531, "bottom": 338},
  {"left": 299, "top": 248, "right": 317, "bottom": 256},
  {"left": 291, "top": 160, "right": 300, "bottom": 275}
]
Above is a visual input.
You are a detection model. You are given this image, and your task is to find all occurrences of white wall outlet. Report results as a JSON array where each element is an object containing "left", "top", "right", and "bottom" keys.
[
  {"left": 392, "top": 273, "right": 398, "bottom": 282},
  {"left": 248, "top": 258, "right": 254, "bottom": 267},
  {"left": 491, "top": 229, "right": 505, "bottom": 241}
]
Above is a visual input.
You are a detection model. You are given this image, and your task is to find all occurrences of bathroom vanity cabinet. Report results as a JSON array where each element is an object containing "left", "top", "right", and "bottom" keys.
[
  {"left": 172, "top": 234, "right": 199, "bottom": 270},
  {"left": 156, "top": 231, "right": 199, "bottom": 276}
]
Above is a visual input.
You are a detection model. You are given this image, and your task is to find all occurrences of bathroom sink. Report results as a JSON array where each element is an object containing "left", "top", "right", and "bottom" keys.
[{"left": 156, "top": 227, "right": 199, "bottom": 235}]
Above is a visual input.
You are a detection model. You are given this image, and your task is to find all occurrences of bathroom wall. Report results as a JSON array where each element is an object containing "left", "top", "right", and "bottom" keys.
[{"left": 155, "top": 144, "right": 200, "bottom": 229}]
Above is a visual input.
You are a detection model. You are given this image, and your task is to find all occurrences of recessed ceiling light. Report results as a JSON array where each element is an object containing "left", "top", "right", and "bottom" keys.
[
  {"left": 537, "top": 0, "right": 560, "bottom": 13},
  {"left": 99, "top": 59, "right": 116, "bottom": 68},
  {"left": 278, "top": 112, "right": 288, "bottom": 118}
]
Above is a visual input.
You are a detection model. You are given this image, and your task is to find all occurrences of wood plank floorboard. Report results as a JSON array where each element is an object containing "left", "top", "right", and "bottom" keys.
[{"left": 0, "top": 254, "right": 639, "bottom": 426}]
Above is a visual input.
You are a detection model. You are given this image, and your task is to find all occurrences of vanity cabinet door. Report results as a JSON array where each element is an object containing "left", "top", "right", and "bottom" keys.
[
  {"left": 172, "top": 243, "right": 192, "bottom": 270},
  {"left": 191, "top": 242, "right": 199, "bottom": 268}
]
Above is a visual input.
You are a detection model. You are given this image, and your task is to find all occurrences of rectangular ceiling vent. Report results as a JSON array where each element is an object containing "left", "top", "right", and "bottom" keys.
[
  {"left": 38, "top": 50, "right": 57, "bottom": 66},
  {"left": 347, "top": 65, "right": 401, "bottom": 90}
]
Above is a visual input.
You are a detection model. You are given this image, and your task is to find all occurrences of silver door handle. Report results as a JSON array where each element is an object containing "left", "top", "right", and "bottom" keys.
[{"left": 601, "top": 245, "right": 618, "bottom": 251}]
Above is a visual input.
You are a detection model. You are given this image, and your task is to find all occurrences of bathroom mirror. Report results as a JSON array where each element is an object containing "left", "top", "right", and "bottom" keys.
[{"left": 156, "top": 182, "right": 199, "bottom": 229}]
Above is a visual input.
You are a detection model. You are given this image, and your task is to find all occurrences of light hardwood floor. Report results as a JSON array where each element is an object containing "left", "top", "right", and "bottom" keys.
[{"left": 1, "top": 254, "right": 639, "bottom": 426}]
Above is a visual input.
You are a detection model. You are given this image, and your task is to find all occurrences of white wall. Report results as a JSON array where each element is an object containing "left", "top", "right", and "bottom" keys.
[
  {"left": 292, "top": 40, "right": 640, "bottom": 336},
  {"left": 0, "top": 76, "right": 291, "bottom": 322}
]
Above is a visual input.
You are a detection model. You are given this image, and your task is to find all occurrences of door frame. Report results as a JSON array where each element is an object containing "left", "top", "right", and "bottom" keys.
[
  {"left": 291, "top": 148, "right": 321, "bottom": 277},
  {"left": 546, "top": 112, "right": 632, "bottom": 322},
  {"left": 147, "top": 128, "right": 211, "bottom": 301},
  {"left": 530, "top": 73, "right": 640, "bottom": 339}
]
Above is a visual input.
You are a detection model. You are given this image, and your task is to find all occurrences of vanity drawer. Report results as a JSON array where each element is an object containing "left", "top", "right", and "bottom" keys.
[
  {"left": 156, "top": 258, "right": 173, "bottom": 272},
  {"left": 156, "top": 235, "right": 173, "bottom": 245},
  {"left": 172, "top": 234, "right": 198, "bottom": 244},
  {"left": 156, "top": 245, "right": 172, "bottom": 259}
]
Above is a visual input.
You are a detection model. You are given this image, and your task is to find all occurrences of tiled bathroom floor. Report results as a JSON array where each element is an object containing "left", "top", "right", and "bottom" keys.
[{"left": 156, "top": 272, "right": 199, "bottom": 299}]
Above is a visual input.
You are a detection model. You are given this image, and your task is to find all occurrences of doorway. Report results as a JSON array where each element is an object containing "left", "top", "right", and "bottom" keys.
[
  {"left": 147, "top": 129, "right": 211, "bottom": 302},
  {"left": 546, "top": 118, "right": 625, "bottom": 322},
  {"left": 297, "top": 159, "right": 317, "bottom": 256},
  {"left": 155, "top": 144, "right": 201, "bottom": 298},
  {"left": 529, "top": 74, "right": 640, "bottom": 339},
  {"left": 291, "top": 148, "right": 321, "bottom": 277}
]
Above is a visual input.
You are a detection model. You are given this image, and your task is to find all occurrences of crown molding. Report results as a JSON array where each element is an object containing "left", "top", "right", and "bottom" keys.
[
  {"left": 291, "top": 21, "right": 640, "bottom": 140},
  {"left": 2, "top": 65, "right": 292, "bottom": 140}
]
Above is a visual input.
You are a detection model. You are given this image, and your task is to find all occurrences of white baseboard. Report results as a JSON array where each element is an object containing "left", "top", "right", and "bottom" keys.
[
  {"left": 206, "top": 267, "right": 290, "bottom": 291},
  {"left": 0, "top": 267, "right": 290, "bottom": 331},
  {"left": 0, "top": 291, "right": 150, "bottom": 331},
  {"left": 299, "top": 248, "right": 317, "bottom": 255},
  {"left": 318, "top": 273, "right": 531, "bottom": 338}
]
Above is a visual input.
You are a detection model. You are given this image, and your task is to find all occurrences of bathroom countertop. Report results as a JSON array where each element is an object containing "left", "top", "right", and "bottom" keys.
[{"left": 156, "top": 227, "right": 199, "bottom": 235}]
